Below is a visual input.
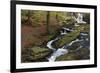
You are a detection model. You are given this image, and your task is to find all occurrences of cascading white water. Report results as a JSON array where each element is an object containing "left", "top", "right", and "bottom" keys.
[
  {"left": 68, "top": 39, "right": 83, "bottom": 46},
  {"left": 60, "top": 30, "right": 67, "bottom": 35},
  {"left": 73, "top": 13, "right": 86, "bottom": 24},
  {"left": 80, "top": 33, "right": 88, "bottom": 36},
  {"left": 47, "top": 38, "right": 82, "bottom": 62},
  {"left": 62, "top": 27, "right": 74, "bottom": 32},
  {"left": 47, "top": 48, "right": 68, "bottom": 62},
  {"left": 47, "top": 27, "right": 70, "bottom": 61},
  {"left": 60, "top": 28, "right": 73, "bottom": 35},
  {"left": 46, "top": 27, "right": 80, "bottom": 62},
  {"left": 77, "top": 13, "right": 85, "bottom": 23},
  {"left": 46, "top": 25, "right": 89, "bottom": 62},
  {"left": 47, "top": 40, "right": 56, "bottom": 51},
  {"left": 46, "top": 12, "right": 90, "bottom": 62}
]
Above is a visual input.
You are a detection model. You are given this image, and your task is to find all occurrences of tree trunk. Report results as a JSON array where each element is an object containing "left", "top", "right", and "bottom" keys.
[
  {"left": 46, "top": 11, "right": 50, "bottom": 34},
  {"left": 56, "top": 13, "right": 59, "bottom": 24},
  {"left": 27, "top": 10, "right": 32, "bottom": 25}
]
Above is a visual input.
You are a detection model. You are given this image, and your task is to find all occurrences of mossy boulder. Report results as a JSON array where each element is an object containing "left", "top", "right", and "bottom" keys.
[
  {"left": 62, "top": 17, "right": 76, "bottom": 28},
  {"left": 76, "top": 48, "right": 90, "bottom": 59},
  {"left": 56, "top": 53, "right": 80, "bottom": 61},
  {"left": 21, "top": 47, "right": 52, "bottom": 62},
  {"left": 67, "top": 42, "right": 80, "bottom": 52},
  {"left": 75, "top": 24, "right": 90, "bottom": 33},
  {"left": 55, "top": 48, "right": 90, "bottom": 61},
  {"left": 55, "top": 30, "right": 80, "bottom": 47},
  {"left": 30, "top": 47, "right": 52, "bottom": 59},
  {"left": 54, "top": 24, "right": 89, "bottom": 48}
]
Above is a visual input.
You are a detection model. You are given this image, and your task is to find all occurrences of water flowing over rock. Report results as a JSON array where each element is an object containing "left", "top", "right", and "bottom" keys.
[
  {"left": 46, "top": 23, "right": 90, "bottom": 62},
  {"left": 47, "top": 38, "right": 58, "bottom": 51},
  {"left": 47, "top": 48, "right": 68, "bottom": 61},
  {"left": 72, "top": 13, "right": 87, "bottom": 24}
]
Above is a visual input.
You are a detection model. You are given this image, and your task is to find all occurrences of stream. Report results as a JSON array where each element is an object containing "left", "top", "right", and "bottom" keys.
[
  {"left": 47, "top": 26, "right": 89, "bottom": 62},
  {"left": 46, "top": 13, "right": 89, "bottom": 62}
]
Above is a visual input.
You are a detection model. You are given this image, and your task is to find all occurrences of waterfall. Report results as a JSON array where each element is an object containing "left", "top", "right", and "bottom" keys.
[{"left": 72, "top": 13, "right": 86, "bottom": 24}]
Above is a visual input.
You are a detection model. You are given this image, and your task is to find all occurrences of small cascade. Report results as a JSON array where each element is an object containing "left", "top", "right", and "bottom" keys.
[
  {"left": 76, "top": 13, "right": 86, "bottom": 24},
  {"left": 47, "top": 27, "right": 72, "bottom": 61},
  {"left": 47, "top": 38, "right": 59, "bottom": 51},
  {"left": 60, "top": 27, "right": 73, "bottom": 35},
  {"left": 46, "top": 19, "right": 89, "bottom": 62},
  {"left": 72, "top": 13, "right": 86, "bottom": 24},
  {"left": 47, "top": 48, "right": 68, "bottom": 62}
]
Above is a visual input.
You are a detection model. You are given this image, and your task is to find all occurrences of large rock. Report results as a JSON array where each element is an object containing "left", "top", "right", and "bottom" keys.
[
  {"left": 56, "top": 53, "right": 80, "bottom": 61},
  {"left": 76, "top": 48, "right": 90, "bottom": 59},
  {"left": 54, "top": 24, "right": 89, "bottom": 48},
  {"left": 21, "top": 47, "right": 52, "bottom": 62},
  {"left": 55, "top": 30, "right": 80, "bottom": 48},
  {"left": 55, "top": 48, "right": 90, "bottom": 61}
]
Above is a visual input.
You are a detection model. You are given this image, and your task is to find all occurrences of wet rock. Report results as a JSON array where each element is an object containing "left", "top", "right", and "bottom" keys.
[
  {"left": 67, "top": 42, "right": 81, "bottom": 52},
  {"left": 55, "top": 48, "right": 90, "bottom": 61},
  {"left": 56, "top": 53, "right": 80, "bottom": 61},
  {"left": 76, "top": 48, "right": 90, "bottom": 59}
]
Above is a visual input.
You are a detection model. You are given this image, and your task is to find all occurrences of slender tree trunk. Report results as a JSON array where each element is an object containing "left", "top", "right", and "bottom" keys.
[
  {"left": 27, "top": 10, "right": 32, "bottom": 25},
  {"left": 56, "top": 13, "right": 60, "bottom": 24},
  {"left": 46, "top": 11, "right": 50, "bottom": 34}
]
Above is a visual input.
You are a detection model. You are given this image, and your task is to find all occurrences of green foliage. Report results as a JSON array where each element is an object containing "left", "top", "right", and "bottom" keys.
[
  {"left": 21, "top": 10, "right": 47, "bottom": 26},
  {"left": 31, "top": 11, "right": 47, "bottom": 27}
]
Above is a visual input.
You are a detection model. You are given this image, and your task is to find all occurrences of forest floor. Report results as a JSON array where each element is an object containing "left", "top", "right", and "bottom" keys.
[
  {"left": 21, "top": 24, "right": 60, "bottom": 49},
  {"left": 22, "top": 25, "right": 46, "bottom": 49}
]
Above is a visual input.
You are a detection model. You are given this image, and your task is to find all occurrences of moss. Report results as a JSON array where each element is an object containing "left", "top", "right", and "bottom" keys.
[
  {"left": 56, "top": 53, "right": 80, "bottom": 61},
  {"left": 62, "top": 17, "right": 75, "bottom": 28},
  {"left": 75, "top": 24, "right": 90, "bottom": 33},
  {"left": 55, "top": 48, "right": 90, "bottom": 61},
  {"left": 31, "top": 47, "right": 52, "bottom": 60},
  {"left": 21, "top": 47, "right": 52, "bottom": 62},
  {"left": 48, "top": 34, "right": 55, "bottom": 40},
  {"left": 55, "top": 24, "right": 89, "bottom": 48},
  {"left": 55, "top": 30, "right": 80, "bottom": 47}
]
